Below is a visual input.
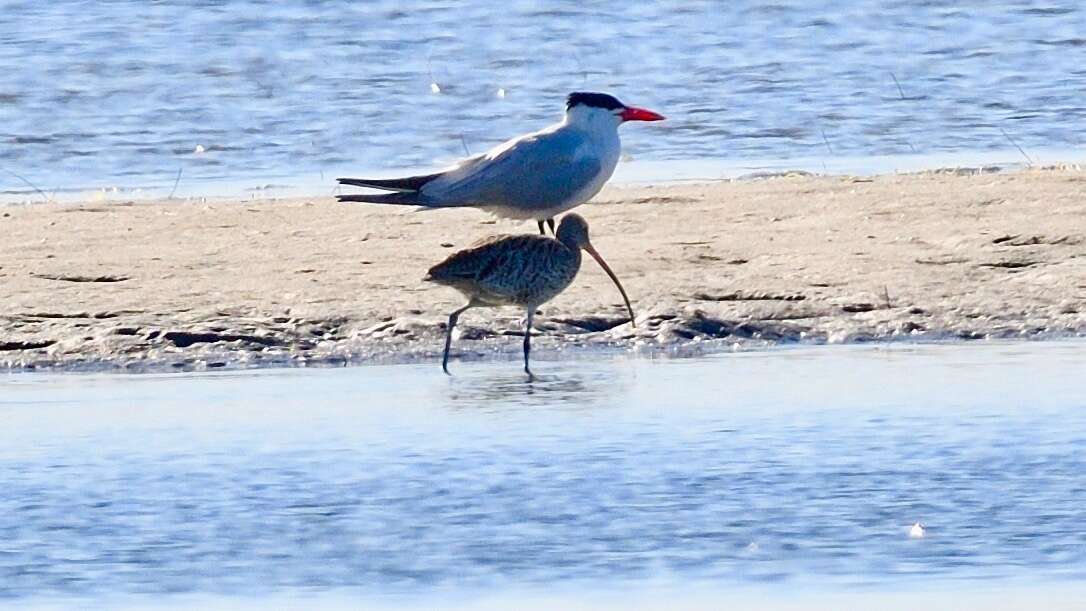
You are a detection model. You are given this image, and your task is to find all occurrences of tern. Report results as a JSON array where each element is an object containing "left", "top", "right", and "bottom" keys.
[{"left": 337, "top": 92, "right": 665, "bottom": 234}]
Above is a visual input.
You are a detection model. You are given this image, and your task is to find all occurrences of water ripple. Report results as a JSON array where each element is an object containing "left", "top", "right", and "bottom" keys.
[{"left": 1, "top": 1, "right": 1085, "bottom": 195}]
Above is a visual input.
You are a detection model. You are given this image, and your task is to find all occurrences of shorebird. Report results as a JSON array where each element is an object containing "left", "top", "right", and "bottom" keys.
[
  {"left": 426, "top": 213, "right": 634, "bottom": 378},
  {"left": 337, "top": 92, "right": 664, "bottom": 235}
]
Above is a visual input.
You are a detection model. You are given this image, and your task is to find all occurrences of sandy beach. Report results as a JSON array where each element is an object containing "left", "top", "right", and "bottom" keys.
[{"left": 2, "top": 166, "right": 1084, "bottom": 372}]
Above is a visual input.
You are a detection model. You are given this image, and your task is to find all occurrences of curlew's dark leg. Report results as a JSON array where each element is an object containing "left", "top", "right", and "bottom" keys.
[
  {"left": 443, "top": 302, "right": 473, "bottom": 375},
  {"left": 546, "top": 218, "right": 556, "bottom": 235},
  {"left": 537, "top": 220, "right": 546, "bottom": 235},
  {"left": 523, "top": 308, "right": 534, "bottom": 380}
]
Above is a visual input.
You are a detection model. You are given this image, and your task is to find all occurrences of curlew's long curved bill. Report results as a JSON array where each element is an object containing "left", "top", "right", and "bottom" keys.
[{"left": 584, "top": 243, "right": 636, "bottom": 327}]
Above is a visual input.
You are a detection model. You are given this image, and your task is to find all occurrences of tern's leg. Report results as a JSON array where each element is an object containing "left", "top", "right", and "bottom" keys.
[
  {"left": 537, "top": 220, "right": 546, "bottom": 235},
  {"left": 523, "top": 308, "right": 535, "bottom": 380},
  {"left": 546, "top": 218, "right": 556, "bottom": 235},
  {"left": 442, "top": 302, "right": 474, "bottom": 375}
]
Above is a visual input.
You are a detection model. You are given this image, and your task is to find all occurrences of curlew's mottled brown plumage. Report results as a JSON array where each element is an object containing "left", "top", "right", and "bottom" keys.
[{"left": 425, "top": 213, "right": 635, "bottom": 378}]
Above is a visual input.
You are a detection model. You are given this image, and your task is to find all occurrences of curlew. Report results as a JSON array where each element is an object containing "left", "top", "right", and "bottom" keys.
[
  {"left": 425, "top": 213, "right": 634, "bottom": 378},
  {"left": 337, "top": 92, "right": 664, "bottom": 235}
]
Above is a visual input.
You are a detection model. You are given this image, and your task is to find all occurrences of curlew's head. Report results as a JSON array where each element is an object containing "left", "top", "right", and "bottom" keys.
[
  {"left": 556, "top": 214, "right": 636, "bottom": 326},
  {"left": 564, "top": 92, "right": 665, "bottom": 129},
  {"left": 555, "top": 213, "right": 591, "bottom": 249}
]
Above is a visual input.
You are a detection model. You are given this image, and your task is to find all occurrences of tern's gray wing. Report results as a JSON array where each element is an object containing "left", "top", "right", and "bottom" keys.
[{"left": 420, "top": 129, "right": 603, "bottom": 212}]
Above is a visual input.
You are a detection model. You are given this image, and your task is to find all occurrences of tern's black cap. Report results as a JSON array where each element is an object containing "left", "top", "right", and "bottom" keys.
[{"left": 566, "top": 92, "right": 625, "bottom": 111}]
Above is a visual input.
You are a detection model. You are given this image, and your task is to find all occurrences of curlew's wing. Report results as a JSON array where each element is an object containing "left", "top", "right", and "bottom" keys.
[
  {"left": 426, "top": 235, "right": 517, "bottom": 282},
  {"left": 427, "top": 235, "right": 566, "bottom": 299},
  {"left": 473, "top": 237, "right": 569, "bottom": 299}
]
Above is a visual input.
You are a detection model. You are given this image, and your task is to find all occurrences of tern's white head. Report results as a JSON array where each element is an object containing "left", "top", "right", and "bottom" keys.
[{"left": 563, "top": 92, "right": 665, "bottom": 130}]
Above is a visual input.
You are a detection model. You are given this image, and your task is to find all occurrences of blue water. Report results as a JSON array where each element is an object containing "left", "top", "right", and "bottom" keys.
[
  {"left": 2, "top": 1, "right": 1086, "bottom": 198},
  {"left": 1, "top": 342, "right": 1085, "bottom": 607}
]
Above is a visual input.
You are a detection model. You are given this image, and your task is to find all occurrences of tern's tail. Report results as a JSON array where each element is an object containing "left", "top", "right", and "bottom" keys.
[
  {"left": 337, "top": 173, "right": 442, "bottom": 192},
  {"left": 336, "top": 191, "right": 425, "bottom": 205},
  {"left": 336, "top": 172, "right": 447, "bottom": 206}
]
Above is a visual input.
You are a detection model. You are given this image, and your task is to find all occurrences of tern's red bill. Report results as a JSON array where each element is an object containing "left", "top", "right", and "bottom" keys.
[{"left": 620, "top": 106, "right": 666, "bottom": 122}]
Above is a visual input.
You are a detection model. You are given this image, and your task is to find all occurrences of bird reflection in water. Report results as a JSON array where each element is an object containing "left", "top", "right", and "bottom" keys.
[{"left": 443, "top": 366, "right": 614, "bottom": 409}]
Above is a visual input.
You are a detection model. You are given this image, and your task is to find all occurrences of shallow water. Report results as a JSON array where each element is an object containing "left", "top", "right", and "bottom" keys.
[
  {"left": 2, "top": 1, "right": 1086, "bottom": 198},
  {"left": 2, "top": 341, "right": 1085, "bottom": 607}
]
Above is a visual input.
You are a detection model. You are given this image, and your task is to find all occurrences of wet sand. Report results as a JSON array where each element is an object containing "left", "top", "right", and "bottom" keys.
[{"left": 2, "top": 166, "right": 1084, "bottom": 371}]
